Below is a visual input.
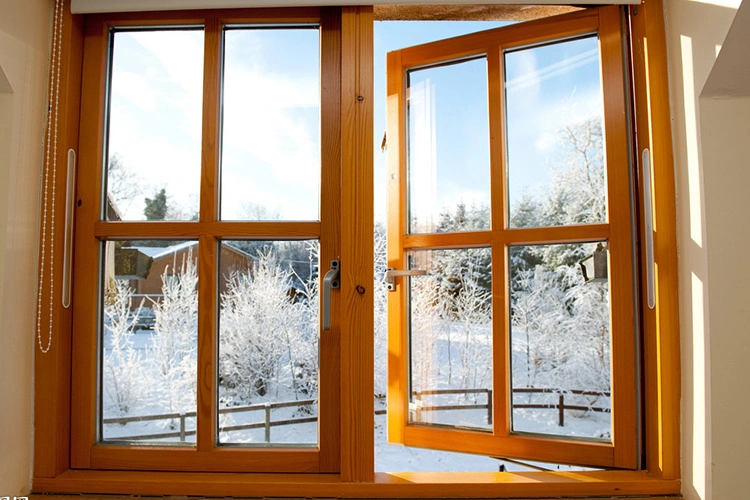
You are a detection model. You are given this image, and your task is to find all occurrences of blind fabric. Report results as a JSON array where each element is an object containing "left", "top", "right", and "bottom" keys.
[{"left": 71, "top": 0, "right": 638, "bottom": 14}]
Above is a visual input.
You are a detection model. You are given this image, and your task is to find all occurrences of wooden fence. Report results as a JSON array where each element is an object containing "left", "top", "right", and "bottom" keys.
[
  {"left": 411, "top": 387, "right": 610, "bottom": 427},
  {"left": 103, "top": 399, "right": 316, "bottom": 443},
  {"left": 103, "top": 388, "right": 609, "bottom": 442}
]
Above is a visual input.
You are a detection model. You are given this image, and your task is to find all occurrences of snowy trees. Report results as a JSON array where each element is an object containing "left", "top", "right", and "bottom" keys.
[
  {"left": 103, "top": 279, "right": 143, "bottom": 415},
  {"left": 373, "top": 224, "right": 389, "bottom": 399},
  {"left": 149, "top": 251, "right": 199, "bottom": 415},
  {"left": 507, "top": 117, "right": 611, "bottom": 396},
  {"left": 408, "top": 248, "right": 492, "bottom": 398},
  {"left": 100, "top": 116, "right": 609, "bottom": 437},
  {"left": 219, "top": 243, "right": 319, "bottom": 406}
]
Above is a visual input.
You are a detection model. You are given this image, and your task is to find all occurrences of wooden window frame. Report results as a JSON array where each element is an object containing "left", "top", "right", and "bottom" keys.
[
  {"left": 385, "top": 6, "right": 637, "bottom": 469},
  {"left": 69, "top": 6, "right": 343, "bottom": 474},
  {"left": 33, "top": 0, "right": 681, "bottom": 496}
]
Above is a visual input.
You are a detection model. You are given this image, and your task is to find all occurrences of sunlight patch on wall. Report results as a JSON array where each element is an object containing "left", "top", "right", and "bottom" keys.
[
  {"left": 680, "top": 35, "right": 705, "bottom": 248},
  {"left": 691, "top": 270, "right": 710, "bottom": 499}
]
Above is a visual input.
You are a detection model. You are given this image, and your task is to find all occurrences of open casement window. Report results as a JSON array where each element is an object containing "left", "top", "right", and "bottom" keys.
[
  {"left": 385, "top": 6, "right": 639, "bottom": 469},
  {"left": 71, "top": 8, "right": 343, "bottom": 473}
]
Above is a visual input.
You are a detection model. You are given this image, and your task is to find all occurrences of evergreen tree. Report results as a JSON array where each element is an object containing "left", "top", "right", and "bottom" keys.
[{"left": 144, "top": 188, "right": 168, "bottom": 221}]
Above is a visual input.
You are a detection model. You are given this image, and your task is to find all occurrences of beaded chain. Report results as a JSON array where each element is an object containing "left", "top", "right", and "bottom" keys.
[{"left": 36, "top": 0, "right": 65, "bottom": 354}]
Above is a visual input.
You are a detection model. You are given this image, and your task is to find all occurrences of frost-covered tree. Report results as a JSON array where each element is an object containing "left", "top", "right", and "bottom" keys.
[
  {"left": 432, "top": 203, "right": 492, "bottom": 296},
  {"left": 545, "top": 118, "right": 607, "bottom": 227},
  {"left": 103, "top": 279, "right": 143, "bottom": 415},
  {"left": 409, "top": 273, "right": 447, "bottom": 394},
  {"left": 219, "top": 249, "right": 318, "bottom": 403},
  {"left": 407, "top": 248, "right": 493, "bottom": 395},
  {"left": 373, "top": 223, "right": 389, "bottom": 399},
  {"left": 504, "top": 117, "right": 611, "bottom": 407},
  {"left": 149, "top": 250, "right": 198, "bottom": 415},
  {"left": 453, "top": 263, "right": 492, "bottom": 392}
]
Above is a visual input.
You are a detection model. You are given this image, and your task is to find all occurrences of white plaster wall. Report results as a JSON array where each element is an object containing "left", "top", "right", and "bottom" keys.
[
  {"left": 664, "top": 0, "right": 741, "bottom": 498},
  {"left": 0, "top": 0, "right": 52, "bottom": 494},
  {"left": 699, "top": 96, "right": 750, "bottom": 500},
  {"left": 0, "top": 1, "right": 744, "bottom": 498}
]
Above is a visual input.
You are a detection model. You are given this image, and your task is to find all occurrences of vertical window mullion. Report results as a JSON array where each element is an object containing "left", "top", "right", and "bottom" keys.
[
  {"left": 196, "top": 17, "right": 221, "bottom": 452},
  {"left": 487, "top": 45, "right": 510, "bottom": 438}
]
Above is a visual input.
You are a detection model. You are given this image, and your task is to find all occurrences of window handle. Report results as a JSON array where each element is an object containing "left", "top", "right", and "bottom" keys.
[
  {"left": 384, "top": 268, "right": 427, "bottom": 292},
  {"left": 642, "top": 148, "right": 655, "bottom": 309},
  {"left": 62, "top": 149, "right": 77, "bottom": 309},
  {"left": 322, "top": 260, "right": 340, "bottom": 331}
]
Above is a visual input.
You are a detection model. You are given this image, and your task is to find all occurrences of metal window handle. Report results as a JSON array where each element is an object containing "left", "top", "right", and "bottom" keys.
[
  {"left": 62, "top": 149, "right": 77, "bottom": 309},
  {"left": 322, "top": 260, "right": 340, "bottom": 330},
  {"left": 385, "top": 268, "right": 427, "bottom": 292},
  {"left": 642, "top": 148, "right": 655, "bottom": 309}
]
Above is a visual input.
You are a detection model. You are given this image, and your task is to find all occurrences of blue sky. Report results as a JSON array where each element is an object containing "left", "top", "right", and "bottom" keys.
[
  {"left": 106, "top": 21, "right": 603, "bottom": 226},
  {"left": 107, "top": 27, "right": 320, "bottom": 221},
  {"left": 373, "top": 21, "right": 506, "bottom": 225},
  {"left": 373, "top": 22, "right": 604, "bottom": 228}
]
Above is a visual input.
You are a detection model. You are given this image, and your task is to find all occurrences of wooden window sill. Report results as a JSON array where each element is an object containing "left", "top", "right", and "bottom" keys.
[{"left": 33, "top": 469, "right": 680, "bottom": 498}]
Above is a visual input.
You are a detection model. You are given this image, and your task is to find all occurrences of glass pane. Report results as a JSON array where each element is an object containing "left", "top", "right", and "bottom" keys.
[
  {"left": 509, "top": 242, "right": 612, "bottom": 441},
  {"left": 101, "top": 240, "right": 198, "bottom": 444},
  {"left": 408, "top": 248, "right": 492, "bottom": 431},
  {"left": 407, "top": 58, "right": 490, "bottom": 234},
  {"left": 505, "top": 36, "right": 607, "bottom": 228},
  {"left": 106, "top": 30, "right": 204, "bottom": 221},
  {"left": 218, "top": 240, "right": 319, "bottom": 446},
  {"left": 220, "top": 28, "right": 320, "bottom": 221}
]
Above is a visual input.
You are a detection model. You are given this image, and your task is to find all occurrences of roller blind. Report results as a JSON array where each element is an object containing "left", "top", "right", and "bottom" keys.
[{"left": 72, "top": 0, "right": 638, "bottom": 14}]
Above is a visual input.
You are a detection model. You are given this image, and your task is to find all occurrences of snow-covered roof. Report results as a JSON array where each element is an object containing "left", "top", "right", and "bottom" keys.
[
  {"left": 124, "top": 241, "right": 255, "bottom": 261},
  {"left": 127, "top": 241, "right": 197, "bottom": 259}
]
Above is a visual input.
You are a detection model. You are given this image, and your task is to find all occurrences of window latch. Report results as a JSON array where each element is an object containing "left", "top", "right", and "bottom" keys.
[
  {"left": 322, "top": 260, "right": 340, "bottom": 330},
  {"left": 384, "top": 268, "right": 427, "bottom": 292}
]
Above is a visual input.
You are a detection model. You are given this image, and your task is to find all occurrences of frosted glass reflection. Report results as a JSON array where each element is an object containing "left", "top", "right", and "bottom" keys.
[
  {"left": 218, "top": 240, "right": 319, "bottom": 446},
  {"left": 407, "top": 58, "right": 490, "bottom": 234},
  {"left": 106, "top": 30, "right": 204, "bottom": 221},
  {"left": 509, "top": 242, "right": 612, "bottom": 441},
  {"left": 221, "top": 29, "right": 320, "bottom": 221},
  {"left": 505, "top": 37, "right": 607, "bottom": 228},
  {"left": 408, "top": 248, "right": 492, "bottom": 431}
]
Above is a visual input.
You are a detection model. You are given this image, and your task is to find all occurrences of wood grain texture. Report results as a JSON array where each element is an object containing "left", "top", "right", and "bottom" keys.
[
  {"left": 402, "top": 224, "right": 610, "bottom": 250},
  {"left": 403, "top": 425, "right": 615, "bottom": 468},
  {"left": 199, "top": 18, "right": 220, "bottom": 225},
  {"left": 318, "top": 6, "right": 342, "bottom": 473},
  {"left": 492, "top": 242, "right": 510, "bottom": 438},
  {"left": 629, "top": 0, "right": 681, "bottom": 480},
  {"left": 33, "top": 2, "right": 84, "bottom": 478},
  {"left": 85, "top": 8, "right": 319, "bottom": 26},
  {"left": 196, "top": 233, "right": 216, "bottom": 452},
  {"left": 196, "top": 17, "right": 220, "bottom": 453},
  {"left": 398, "top": 8, "right": 598, "bottom": 70},
  {"left": 70, "top": 14, "right": 111, "bottom": 470},
  {"left": 93, "top": 220, "right": 322, "bottom": 238},
  {"left": 88, "top": 446, "right": 320, "bottom": 472},
  {"left": 598, "top": 5, "right": 638, "bottom": 470},
  {"left": 487, "top": 45, "right": 510, "bottom": 439},
  {"left": 32, "top": 469, "right": 681, "bottom": 497},
  {"left": 339, "top": 5, "right": 375, "bottom": 482},
  {"left": 385, "top": 48, "right": 407, "bottom": 447}
]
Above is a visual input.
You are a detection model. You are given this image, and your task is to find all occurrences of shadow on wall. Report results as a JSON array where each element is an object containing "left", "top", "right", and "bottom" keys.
[
  {"left": 0, "top": 64, "right": 11, "bottom": 93},
  {"left": 666, "top": 0, "right": 741, "bottom": 499}
]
